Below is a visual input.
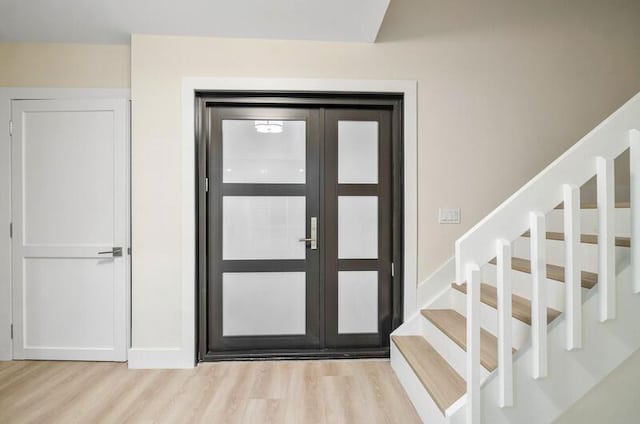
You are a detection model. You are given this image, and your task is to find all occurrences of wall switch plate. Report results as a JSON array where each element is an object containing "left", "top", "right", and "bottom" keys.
[{"left": 439, "top": 208, "right": 461, "bottom": 224}]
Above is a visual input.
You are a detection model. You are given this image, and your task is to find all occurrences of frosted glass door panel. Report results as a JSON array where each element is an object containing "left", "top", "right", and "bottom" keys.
[
  {"left": 223, "top": 120, "right": 306, "bottom": 183},
  {"left": 338, "top": 121, "right": 378, "bottom": 184},
  {"left": 223, "top": 196, "right": 305, "bottom": 260},
  {"left": 338, "top": 196, "right": 378, "bottom": 259},
  {"left": 223, "top": 272, "right": 306, "bottom": 336},
  {"left": 338, "top": 271, "right": 378, "bottom": 334}
]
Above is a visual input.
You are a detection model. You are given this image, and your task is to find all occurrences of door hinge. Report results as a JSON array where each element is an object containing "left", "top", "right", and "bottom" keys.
[
  {"left": 391, "top": 262, "right": 395, "bottom": 277},
  {"left": 205, "top": 177, "right": 209, "bottom": 193},
  {"left": 10, "top": 324, "right": 13, "bottom": 340},
  {"left": 9, "top": 222, "right": 12, "bottom": 238},
  {"left": 127, "top": 247, "right": 131, "bottom": 255},
  {"left": 8, "top": 120, "right": 12, "bottom": 137}
]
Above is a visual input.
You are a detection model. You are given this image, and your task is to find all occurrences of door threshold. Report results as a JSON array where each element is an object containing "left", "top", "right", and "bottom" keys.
[{"left": 200, "top": 347, "right": 389, "bottom": 362}]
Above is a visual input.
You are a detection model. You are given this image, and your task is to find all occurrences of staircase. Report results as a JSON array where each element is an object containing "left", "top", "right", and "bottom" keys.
[{"left": 390, "top": 93, "right": 640, "bottom": 423}]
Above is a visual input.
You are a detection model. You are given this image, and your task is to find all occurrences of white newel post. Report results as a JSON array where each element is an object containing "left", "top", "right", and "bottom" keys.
[
  {"left": 496, "top": 239, "right": 513, "bottom": 407},
  {"left": 563, "top": 184, "right": 582, "bottom": 350},
  {"left": 530, "top": 211, "right": 547, "bottom": 379},
  {"left": 466, "top": 263, "right": 481, "bottom": 424},
  {"left": 597, "top": 157, "right": 616, "bottom": 320},
  {"left": 631, "top": 130, "right": 640, "bottom": 294}
]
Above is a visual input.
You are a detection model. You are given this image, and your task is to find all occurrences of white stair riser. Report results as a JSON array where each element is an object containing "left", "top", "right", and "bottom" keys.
[
  {"left": 482, "top": 263, "right": 589, "bottom": 312},
  {"left": 514, "top": 237, "right": 630, "bottom": 274},
  {"left": 427, "top": 289, "right": 455, "bottom": 310},
  {"left": 391, "top": 314, "right": 423, "bottom": 336},
  {"left": 451, "top": 289, "right": 530, "bottom": 350},
  {"left": 419, "top": 315, "right": 491, "bottom": 382},
  {"left": 391, "top": 286, "right": 453, "bottom": 337},
  {"left": 545, "top": 208, "right": 631, "bottom": 235}
]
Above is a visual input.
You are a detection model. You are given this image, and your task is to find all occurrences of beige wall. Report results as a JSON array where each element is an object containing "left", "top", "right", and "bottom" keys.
[
  {"left": 127, "top": 0, "right": 640, "bottom": 347},
  {"left": 0, "top": 42, "right": 130, "bottom": 87}
]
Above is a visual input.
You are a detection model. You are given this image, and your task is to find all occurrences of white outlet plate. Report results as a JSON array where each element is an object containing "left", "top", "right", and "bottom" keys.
[{"left": 439, "top": 208, "right": 461, "bottom": 224}]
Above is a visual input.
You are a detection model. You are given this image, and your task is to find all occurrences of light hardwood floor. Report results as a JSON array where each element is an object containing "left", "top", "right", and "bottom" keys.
[{"left": 0, "top": 359, "right": 421, "bottom": 424}]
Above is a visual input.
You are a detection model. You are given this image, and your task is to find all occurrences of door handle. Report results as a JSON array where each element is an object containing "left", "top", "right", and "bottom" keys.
[
  {"left": 298, "top": 217, "right": 317, "bottom": 250},
  {"left": 98, "top": 247, "right": 123, "bottom": 257}
]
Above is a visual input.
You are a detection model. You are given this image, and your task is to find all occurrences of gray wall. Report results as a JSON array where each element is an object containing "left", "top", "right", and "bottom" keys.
[{"left": 555, "top": 348, "right": 640, "bottom": 423}]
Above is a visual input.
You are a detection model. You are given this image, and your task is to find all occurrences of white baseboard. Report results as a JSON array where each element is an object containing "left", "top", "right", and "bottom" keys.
[
  {"left": 127, "top": 348, "right": 195, "bottom": 369},
  {"left": 0, "top": 347, "right": 11, "bottom": 361}
]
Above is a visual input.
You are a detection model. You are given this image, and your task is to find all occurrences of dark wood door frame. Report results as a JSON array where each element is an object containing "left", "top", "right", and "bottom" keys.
[{"left": 195, "top": 91, "right": 404, "bottom": 361}]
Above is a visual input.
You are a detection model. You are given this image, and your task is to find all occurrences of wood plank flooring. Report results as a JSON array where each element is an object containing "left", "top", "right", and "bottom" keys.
[{"left": 0, "top": 359, "right": 420, "bottom": 424}]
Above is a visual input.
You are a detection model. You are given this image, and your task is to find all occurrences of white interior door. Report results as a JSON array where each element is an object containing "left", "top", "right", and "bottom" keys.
[{"left": 11, "top": 99, "right": 129, "bottom": 361}]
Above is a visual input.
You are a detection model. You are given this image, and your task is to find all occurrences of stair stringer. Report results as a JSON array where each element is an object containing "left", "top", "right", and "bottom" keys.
[{"left": 449, "top": 263, "right": 640, "bottom": 424}]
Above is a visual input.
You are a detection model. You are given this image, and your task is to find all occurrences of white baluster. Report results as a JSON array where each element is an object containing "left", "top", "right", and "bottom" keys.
[
  {"left": 597, "top": 157, "right": 616, "bottom": 320},
  {"left": 496, "top": 239, "right": 513, "bottom": 407},
  {"left": 631, "top": 130, "right": 640, "bottom": 294},
  {"left": 563, "top": 184, "right": 582, "bottom": 349},
  {"left": 530, "top": 211, "right": 547, "bottom": 378},
  {"left": 466, "top": 262, "right": 481, "bottom": 424}
]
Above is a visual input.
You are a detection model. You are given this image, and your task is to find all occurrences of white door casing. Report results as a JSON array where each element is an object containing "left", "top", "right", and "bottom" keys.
[
  {"left": 11, "top": 98, "right": 129, "bottom": 361},
  {"left": 148, "top": 78, "right": 417, "bottom": 369}
]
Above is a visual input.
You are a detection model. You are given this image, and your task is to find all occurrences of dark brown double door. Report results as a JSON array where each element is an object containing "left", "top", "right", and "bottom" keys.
[{"left": 198, "top": 95, "right": 401, "bottom": 360}]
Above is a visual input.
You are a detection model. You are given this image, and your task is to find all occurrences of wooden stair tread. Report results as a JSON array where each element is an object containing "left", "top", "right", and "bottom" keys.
[
  {"left": 392, "top": 335, "right": 466, "bottom": 413},
  {"left": 521, "top": 231, "right": 630, "bottom": 247},
  {"left": 452, "top": 282, "right": 561, "bottom": 325},
  {"left": 555, "top": 201, "right": 630, "bottom": 209},
  {"left": 488, "top": 257, "right": 598, "bottom": 289},
  {"left": 421, "top": 309, "right": 509, "bottom": 372}
]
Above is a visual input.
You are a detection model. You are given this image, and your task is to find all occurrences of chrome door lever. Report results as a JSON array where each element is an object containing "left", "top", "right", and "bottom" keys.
[
  {"left": 298, "top": 217, "right": 317, "bottom": 250},
  {"left": 98, "top": 247, "right": 123, "bottom": 257}
]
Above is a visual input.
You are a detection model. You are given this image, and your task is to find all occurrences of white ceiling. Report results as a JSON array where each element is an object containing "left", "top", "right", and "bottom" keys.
[{"left": 0, "top": 0, "right": 390, "bottom": 44}]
